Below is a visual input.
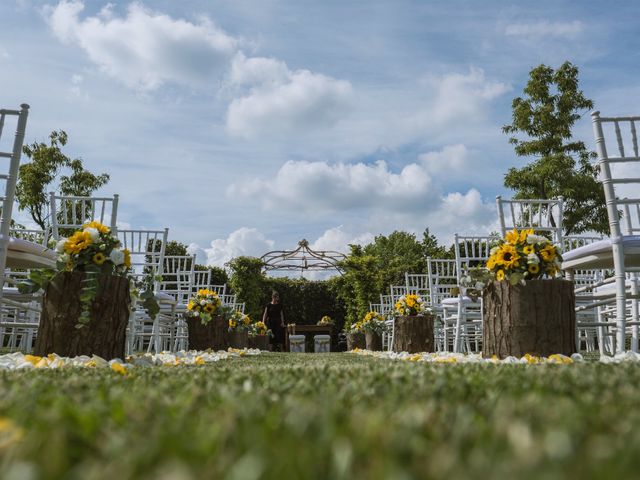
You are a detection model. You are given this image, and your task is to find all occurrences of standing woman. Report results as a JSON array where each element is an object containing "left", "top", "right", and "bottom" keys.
[{"left": 263, "top": 291, "right": 285, "bottom": 351}]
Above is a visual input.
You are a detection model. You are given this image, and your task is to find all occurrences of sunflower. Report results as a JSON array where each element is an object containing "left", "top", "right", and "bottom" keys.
[
  {"left": 540, "top": 245, "right": 556, "bottom": 262},
  {"left": 242, "top": 315, "right": 251, "bottom": 325},
  {"left": 64, "top": 231, "right": 93, "bottom": 254},
  {"left": 528, "top": 263, "right": 540, "bottom": 275},
  {"left": 523, "top": 245, "right": 535, "bottom": 255},
  {"left": 83, "top": 221, "right": 110, "bottom": 234},
  {"left": 519, "top": 229, "right": 535, "bottom": 243},
  {"left": 92, "top": 252, "right": 106, "bottom": 265},
  {"left": 486, "top": 255, "right": 497, "bottom": 270},
  {"left": 204, "top": 303, "right": 216, "bottom": 313},
  {"left": 187, "top": 301, "right": 195, "bottom": 311},
  {"left": 496, "top": 270, "right": 505, "bottom": 281},
  {"left": 505, "top": 229, "right": 521, "bottom": 245},
  {"left": 229, "top": 319, "right": 237, "bottom": 329},
  {"left": 495, "top": 244, "right": 520, "bottom": 269},
  {"left": 123, "top": 249, "right": 132, "bottom": 268}
]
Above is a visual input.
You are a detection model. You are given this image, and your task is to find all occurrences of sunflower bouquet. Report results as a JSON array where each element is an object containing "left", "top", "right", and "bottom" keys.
[
  {"left": 361, "top": 311, "right": 388, "bottom": 335},
  {"left": 317, "top": 315, "right": 334, "bottom": 326},
  {"left": 348, "top": 320, "right": 364, "bottom": 334},
  {"left": 394, "top": 294, "right": 431, "bottom": 316},
  {"left": 228, "top": 311, "right": 252, "bottom": 332},
  {"left": 486, "top": 229, "right": 562, "bottom": 285},
  {"left": 186, "top": 289, "right": 222, "bottom": 325},
  {"left": 249, "top": 320, "right": 272, "bottom": 337}
]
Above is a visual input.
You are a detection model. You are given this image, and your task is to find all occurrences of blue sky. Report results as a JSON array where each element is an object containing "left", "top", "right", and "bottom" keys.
[{"left": 1, "top": 0, "right": 639, "bottom": 267}]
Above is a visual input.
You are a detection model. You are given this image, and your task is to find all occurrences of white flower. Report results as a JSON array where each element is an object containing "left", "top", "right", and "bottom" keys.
[
  {"left": 526, "top": 234, "right": 549, "bottom": 245},
  {"left": 83, "top": 227, "right": 100, "bottom": 242},
  {"left": 55, "top": 238, "right": 67, "bottom": 253},
  {"left": 109, "top": 249, "right": 125, "bottom": 265},
  {"left": 59, "top": 253, "right": 69, "bottom": 264},
  {"left": 527, "top": 253, "right": 540, "bottom": 264}
]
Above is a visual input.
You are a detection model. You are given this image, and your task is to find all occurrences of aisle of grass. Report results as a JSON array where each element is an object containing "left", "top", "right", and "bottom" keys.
[{"left": 1, "top": 353, "right": 640, "bottom": 479}]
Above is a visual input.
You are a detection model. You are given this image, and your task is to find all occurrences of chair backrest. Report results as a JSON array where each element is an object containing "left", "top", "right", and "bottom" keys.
[
  {"left": 405, "top": 272, "right": 429, "bottom": 297},
  {"left": 159, "top": 255, "right": 196, "bottom": 303},
  {"left": 116, "top": 228, "right": 168, "bottom": 287},
  {"left": 369, "top": 303, "right": 384, "bottom": 315},
  {"left": 453, "top": 234, "right": 498, "bottom": 286},
  {"left": 380, "top": 294, "right": 394, "bottom": 314},
  {"left": 209, "top": 284, "right": 227, "bottom": 296},
  {"left": 220, "top": 293, "right": 237, "bottom": 306},
  {"left": 192, "top": 270, "right": 211, "bottom": 290},
  {"left": 9, "top": 227, "right": 49, "bottom": 246},
  {"left": 49, "top": 192, "right": 119, "bottom": 240},
  {"left": 562, "top": 235, "right": 604, "bottom": 252},
  {"left": 389, "top": 284, "right": 407, "bottom": 302},
  {"left": 591, "top": 112, "right": 640, "bottom": 239},
  {"left": 0, "top": 104, "right": 29, "bottom": 297},
  {"left": 496, "top": 196, "right": 564, "bottom": 244},
  {"left": 426, "top": 257, "right": 458, "bottom": 305}
]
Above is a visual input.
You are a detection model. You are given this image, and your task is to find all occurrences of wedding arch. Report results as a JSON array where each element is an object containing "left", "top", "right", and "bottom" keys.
[{"left": 260, "top": 239, "right": 346, "bottom": 274}]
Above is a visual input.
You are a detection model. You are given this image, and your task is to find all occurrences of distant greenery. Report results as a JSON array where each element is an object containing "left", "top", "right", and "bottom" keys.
[
  {"left": 18, "top": 130, "right": 110, "bottom": 229},
  {"left": 2, "top": 354, "right": 640, "bottom": 479},
  {"left": 503, "top": 61, "right": 608, "bottom": 234}
]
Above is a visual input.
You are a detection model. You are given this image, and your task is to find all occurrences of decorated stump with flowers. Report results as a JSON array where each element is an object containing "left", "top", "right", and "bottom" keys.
[
  {"left": 185, "top": 289, "right": 228, "bottom": 351},
  {"left": 29, "top": 222, "right": 132, "bottom": 360},
  {"left": 248, "top": 321, "right": 271, "bottom": 351},
  {"left": 228, "top": 311, "right": 251, "bottom": 349},
  {"left": 482, "top": 229, "right": 576, "bottom": 359},
  {"left": 393, "top": 294, "right": 434, "bottom": 353},
  {"left": 361, "top": 311, "right": 387, "bottom": 351},
  {"left": 346, "top": 321, "right": 366, "bottom": 351}
]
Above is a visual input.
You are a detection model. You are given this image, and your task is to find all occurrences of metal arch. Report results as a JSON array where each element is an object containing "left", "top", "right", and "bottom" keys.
[{"left": 260, "top": 239, "right": 346, "bottom": 273}]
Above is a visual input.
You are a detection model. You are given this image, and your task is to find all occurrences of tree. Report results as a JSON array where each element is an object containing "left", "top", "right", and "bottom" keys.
[
  {"left": 18, "top": 130, "right": 109, "bottom": 229},
  {"left": 502, "top": 61, "right": 608, "bottom": 235},
  {"left": 226, "top": 256, "right": 266, "bottom": 321}
]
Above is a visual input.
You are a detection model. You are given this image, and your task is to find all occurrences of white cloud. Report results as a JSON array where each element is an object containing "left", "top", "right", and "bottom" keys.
[
  {"left": 189, "top": 227, "right": 275, "bottom": 267},
  {"left": 505, "top": 20, "right": 584, "bottom": 39},
  {"left": 228, "top": 158, "right": 434, "bottom": 213},
  {"left": 310, "top": 226, "right": 374, "bottom": 254},
  {"left": 226, "top": 53, "right": 353, "bottom": 137},
  {"left": 418, "top": 144, "right": 469, "bottom": 175},
  {"left": 46, "top": 0, "right": 238, "bottom": 90}
]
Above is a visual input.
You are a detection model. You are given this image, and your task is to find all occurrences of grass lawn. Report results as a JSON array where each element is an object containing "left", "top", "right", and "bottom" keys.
[{"left": 1, "top": 352, "right": 640, "bottom": 479}]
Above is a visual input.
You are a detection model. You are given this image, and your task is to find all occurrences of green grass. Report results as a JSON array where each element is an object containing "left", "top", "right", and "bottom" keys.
[{"left": 1, "top": 353, "right": 640, "bottom": 479}]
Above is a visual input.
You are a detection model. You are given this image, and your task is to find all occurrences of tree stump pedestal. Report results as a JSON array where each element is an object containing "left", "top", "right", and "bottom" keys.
[
  {"left": 482, "top": 279, "right": 576, "bottom": 359},
  {"left": 347, "top": 332, "right": 366, "bottom": 351},
  {"left": 365, "top": 331, "right": 383, "bottom": 351},
  {"left": 34, "top": 272, "right": 130, "bottom": 360},
  {"left": 229, "top": 330, "right": 249, "bottom": 349},
  {"left": 393, "top": 315, "right": 435, "bottom": 353},
  {"left": 249, "top": 334, "right": 270, "bottom": 351},
  {"left": 186, "top": 315, "right": 228, "bottom": 351}
]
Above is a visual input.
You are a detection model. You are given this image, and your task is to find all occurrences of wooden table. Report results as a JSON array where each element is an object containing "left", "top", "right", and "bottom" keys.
[{"left": 285, "top": 324, "right": 333, "bottom": 352}]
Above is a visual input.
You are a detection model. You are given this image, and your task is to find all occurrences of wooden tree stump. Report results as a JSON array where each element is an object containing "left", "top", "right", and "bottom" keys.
[
  {"left": 365, "top": 331, "right": 383, "bottom": 351},
  {"left": 482, "top": 279, "right": 576, "bottom": 359},
  {"left": 249, "top": 334, "right": 270, "bottom": 351},
  {"left": 229, "top": 330, "right": 249, "bottom": 349},
  {"left": 35, "top": 272, "right": 130, "bottom": 360},
  {"left": 186, "top": 315, "right": 228, "bottom": 351},
  {"left": 393, "top": 315, "right": 435, "bottom": 353},
  {"left": 347, "top": 332, "right": 365, "bottom": 350}
]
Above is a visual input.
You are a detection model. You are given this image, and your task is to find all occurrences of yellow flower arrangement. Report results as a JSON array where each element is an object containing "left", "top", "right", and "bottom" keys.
[
  {"left": 228, "top": 311, "right": 251, "bottom": 332},
  {"left": 485, "top": 229, "right": 562, "bottom": 284},
  {"left": 395, "top": 294, "right": 431, "bottom": 316},
  {"left": 361, "top": 311, "right": 388, "bottom": 335},
  {"left": 185, "top": 288, "right": 222, "bottom": 325},
  {"left": 249, "top": 320, "right": 272, "bottom": 337}
]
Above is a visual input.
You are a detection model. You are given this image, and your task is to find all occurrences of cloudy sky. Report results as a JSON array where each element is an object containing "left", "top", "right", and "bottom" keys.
[{"left": 1, "top": 0, "right": 639, "bottom": 268}]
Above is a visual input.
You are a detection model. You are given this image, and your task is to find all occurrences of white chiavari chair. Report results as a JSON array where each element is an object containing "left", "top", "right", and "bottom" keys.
[
  {"left": 49, "top": 192, "right": 119, "bottom": 240},
  {"left": 427, "top": 258, "right": 459, "bottom": 352},
  {"left": 496, "top": 196, "right": 564, "bottom": 245}
]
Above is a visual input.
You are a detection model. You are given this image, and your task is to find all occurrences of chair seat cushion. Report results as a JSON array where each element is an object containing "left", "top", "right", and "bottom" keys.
[
  {"left": 441, "top": 296, "right": 475, "bottom": 306},
  {"left": 0, "top": 236, "right": 56, "bottom": 260},
  {"left": 155, "top": 292, "right": 177, "bottom": 304},
  {"left": 592, "top": 280, "right": 639, "bottom": 299},
  {"left": 562, "top": 236, "right": 640, "bottom": 270}
]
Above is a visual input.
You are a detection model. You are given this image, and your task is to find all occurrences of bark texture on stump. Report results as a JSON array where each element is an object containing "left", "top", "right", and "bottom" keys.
[
  {"left": 249, "top": 335, "right": 270, "bottom": 351},
  {"left": 347, "top": 332, "right": 366, "bottom": 350},
  {"left": 186, "top": 315, "right": 228, "bottom": 351},
  {"left": 365, "top": 331, "right": 383, "bottom": 351},
  {"left": 393, "top": 315, "right": 435, "bottom": 353},
  {"left": 229, "top": 330, "right": 249, "bottom": 349},
  {"left": 482, "top": 279, "right": 576, "bottom": 359},
  {"left": 35, "top": 272, "right": 130, "bottom": 359}
]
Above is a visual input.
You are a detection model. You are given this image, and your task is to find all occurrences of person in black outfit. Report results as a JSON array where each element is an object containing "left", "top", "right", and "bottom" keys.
[{"left": 262, "top": 291, "right": 285, "bottom": 351}]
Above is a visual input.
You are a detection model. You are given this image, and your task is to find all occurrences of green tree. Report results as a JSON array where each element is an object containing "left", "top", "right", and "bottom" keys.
[
  {"left": 18, "top": 130, "right": 109, "bottom": 229},
  {"left": 226, "top": 256, "right": 266, "bottom": 321},
  {"left": 502, "top": 61, "right": 607, "bottom": 234}
]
